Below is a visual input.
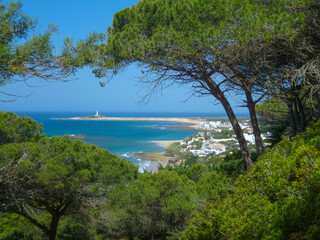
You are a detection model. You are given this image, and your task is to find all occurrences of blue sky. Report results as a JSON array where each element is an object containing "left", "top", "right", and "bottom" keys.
[{"left": 0, "top": 0, "right": 248, "bottom": 114}]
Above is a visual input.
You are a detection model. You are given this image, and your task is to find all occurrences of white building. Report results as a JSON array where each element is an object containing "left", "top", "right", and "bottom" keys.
[{"left": 244, "top": 133, "right": 255, "bottom": 144}]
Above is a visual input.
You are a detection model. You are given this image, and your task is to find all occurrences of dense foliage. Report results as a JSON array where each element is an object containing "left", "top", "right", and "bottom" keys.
[
  {"left": 0, "top": 111, "right": 44, "bottom": 144},
  {"left": 100, "top": 171, "right": 199, "bottom": 239}
]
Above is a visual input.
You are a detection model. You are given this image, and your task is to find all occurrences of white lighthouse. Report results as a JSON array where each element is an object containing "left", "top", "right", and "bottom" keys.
[{"left": 95, "top": 110, "right": 99, "bottom": 117}]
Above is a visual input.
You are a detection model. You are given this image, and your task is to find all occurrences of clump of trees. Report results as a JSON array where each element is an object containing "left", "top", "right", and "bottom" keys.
[{"left": 0, "top": 112, "right": 138, "bottom": 240}]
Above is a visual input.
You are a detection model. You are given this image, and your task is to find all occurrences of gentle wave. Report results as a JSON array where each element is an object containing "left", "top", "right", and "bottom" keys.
[{"left": 117, "top": 152, "right": 151, "bottom": 173}]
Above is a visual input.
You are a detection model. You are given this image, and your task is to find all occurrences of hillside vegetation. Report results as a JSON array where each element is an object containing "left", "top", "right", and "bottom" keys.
[
  {"left": 183, "top": 120, "right": 320, "bottom": 239},
  {"left": 1, "top": 112, "right": 320, "bottom": 239}
]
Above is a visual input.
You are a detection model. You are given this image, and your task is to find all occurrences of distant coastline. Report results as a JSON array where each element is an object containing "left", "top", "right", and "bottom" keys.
[
  {"left": 51, "top": 114, "right": 251, "bottom": 172},
  {"left": 19, "top": 112, "right": 233, "bottom": 172}
]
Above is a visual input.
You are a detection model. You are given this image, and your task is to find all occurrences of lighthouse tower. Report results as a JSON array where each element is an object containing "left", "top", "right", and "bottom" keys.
[{"left": 95, "top": 110, "right": 99, "bottom": 117}]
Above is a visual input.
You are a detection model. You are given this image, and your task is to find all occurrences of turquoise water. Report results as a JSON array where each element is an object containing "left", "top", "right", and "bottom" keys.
[{"left": 15, "top": 112, "right": 244, "bottom": 171}]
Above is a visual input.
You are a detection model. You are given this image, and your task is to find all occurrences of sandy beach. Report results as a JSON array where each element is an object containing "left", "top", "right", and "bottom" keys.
[{"left": 151, "top": 140, "right": 183, "bottom": 148}]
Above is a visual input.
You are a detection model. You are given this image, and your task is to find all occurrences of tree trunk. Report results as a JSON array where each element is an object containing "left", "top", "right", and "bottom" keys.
[
  {"left": 288, "top": 102, "right": 297, "bottom": 137},
  {"left": 220, "top": 94, "right": 253, "bottom": 168},
  {"left": 204, "top": 76, "right": 253, "bottom": 168},
  {"left": 48, "top": 214, "right": 60, "bottom": 240},
  {"left": 294, "top": 98, "right": 302, "bottom": 132},
  {"left": 317, "top": 93, "right": 320, "bottom": 120},
  {"left": 297, "top": 97, "right": 305, "bottom": 132},
  {"left": 245, "top": 91, "right": 264, "bottom": 156}
]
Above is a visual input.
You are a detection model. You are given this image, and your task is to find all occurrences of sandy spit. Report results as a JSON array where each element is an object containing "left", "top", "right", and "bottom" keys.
[{"left": 55, "top": 117, "right": 203, "bottom": 125}]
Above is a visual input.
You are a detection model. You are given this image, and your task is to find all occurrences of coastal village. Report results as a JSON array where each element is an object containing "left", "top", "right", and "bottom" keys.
[{"left": 167, "top": 119, "right": 267, "bottom": 158}]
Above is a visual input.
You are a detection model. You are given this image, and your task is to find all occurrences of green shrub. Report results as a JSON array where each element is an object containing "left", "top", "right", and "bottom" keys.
[{"left": 182, "top": 120, "right": 320, "bottom": 239}]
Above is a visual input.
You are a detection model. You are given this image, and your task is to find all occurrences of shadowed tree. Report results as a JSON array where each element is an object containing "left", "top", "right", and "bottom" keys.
[
  {"left": 245, "top": 0, "right": 320, "bottom": 139},
  {"left": 264, "top": 0, "right": 320, "bottom": 137}
]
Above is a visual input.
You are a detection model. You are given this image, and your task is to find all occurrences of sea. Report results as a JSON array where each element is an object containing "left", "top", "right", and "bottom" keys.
[{"left": 14, "top": 111, "right": 247, "bottom": 172}]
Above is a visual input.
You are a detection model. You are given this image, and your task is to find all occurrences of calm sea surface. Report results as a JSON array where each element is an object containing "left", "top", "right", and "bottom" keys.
[{"left": 14, "top": 111, "right": 247, "bottom": 171}]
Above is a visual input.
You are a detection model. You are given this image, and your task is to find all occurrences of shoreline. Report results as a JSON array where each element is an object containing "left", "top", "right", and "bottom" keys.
[
  {"left": 136, "top": 152, "right": 175, "bottom": 169},
  {"left": 138, "top": 140, "right": 183, "bottom": 172}
]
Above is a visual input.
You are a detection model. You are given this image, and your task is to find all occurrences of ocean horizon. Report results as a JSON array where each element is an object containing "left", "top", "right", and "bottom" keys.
[
  {"left": 13, "top": 111, "right": 249, "bottom": 117},
  {"left": 11, "top": 111, "right": 248, "bottom": 172}
]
